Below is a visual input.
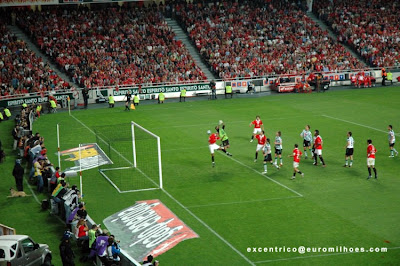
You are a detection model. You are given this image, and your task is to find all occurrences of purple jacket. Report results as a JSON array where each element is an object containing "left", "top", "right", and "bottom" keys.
[{"left": 96, "top": 236, "right": 109, "bottom": 256}]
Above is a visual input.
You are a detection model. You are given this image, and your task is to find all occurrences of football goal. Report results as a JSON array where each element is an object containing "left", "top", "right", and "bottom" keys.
[{"left": 94, "top": 122, "right": 163, "bottom": 193}]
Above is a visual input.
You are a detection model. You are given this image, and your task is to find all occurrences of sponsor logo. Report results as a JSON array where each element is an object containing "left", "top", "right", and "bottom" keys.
[
  {"left": 279, "top": 85, "right": 296, "bottom": 92},
  {"left": 60, "top": 143, "right": 112, "bottom": 173},
  {"left": 103, "top": 199, "right": 198, "bottom": 261},
  {"left": 112, "top": 83, "right": 211, "bottom": 96},
  {"left": 0, "top": 93, "right": 73, "bottom": 108}
]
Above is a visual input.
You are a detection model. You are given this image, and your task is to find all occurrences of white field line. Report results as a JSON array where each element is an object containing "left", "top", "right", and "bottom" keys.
[
  {"left": 23, "top": 176, "right": 65, "bottom": 224},
  {"left": 24, "top": 177, "right": 41, "bottom": 204},
  {"left": 160, "top": 145, "right": 303, "bottom": 198},
  {"left": 225, "top": 156, "right": 303, "bottom": 197},
  {"left": 162, "top": 189, "right": 256, "bottom": 266},
  {"left": 186, "top": 195, "right": 302, "bottom": 209},
  {"left": 253, "top": 246, "right": 400, "bottom": 264},
  {"left": 70, "top": 114, "right": 255, "bottom": 265},
  {"left": 322, "top": 115, "right": 399, "bottom": 136},
  {"left": 154, "top": 115, "right": 320, "bottom": 129}
]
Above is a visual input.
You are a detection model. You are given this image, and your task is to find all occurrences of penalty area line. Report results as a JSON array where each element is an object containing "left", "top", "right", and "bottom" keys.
[
  {"left": 322, "top": 115, "right": 399, "bottom": 136},
  {"left": 225, "top": 156, "right": 303, "bottom": 197},
  {"left": 154, "top": 115, "right": 321, "bottom": 129}
]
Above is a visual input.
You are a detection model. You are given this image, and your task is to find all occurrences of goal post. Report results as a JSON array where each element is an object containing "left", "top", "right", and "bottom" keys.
[
  {"left": 94, "top": 122, "right": 163, "bottom": 193},
  {"left": 131, "top": 121, "right": 163, "bottom": 189}
]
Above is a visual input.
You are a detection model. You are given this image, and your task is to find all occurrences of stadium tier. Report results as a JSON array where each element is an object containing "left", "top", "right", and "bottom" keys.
[
  {"left": 16, "top": 5, "right": 207, "bottom": 88},
  {"left": 0, "top": 23, "right": 70, "bottom": 99},
  {"left": 174, "top": 0, "right": 363, "bottom": 79},
  {"left": 313, "top": 0, "right": 400, "bottom": 67}
]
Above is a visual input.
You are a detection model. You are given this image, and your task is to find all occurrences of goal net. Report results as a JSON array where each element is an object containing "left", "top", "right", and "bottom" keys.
[{"left": 94, "top": 122, "right": 162, "bottom": 193}]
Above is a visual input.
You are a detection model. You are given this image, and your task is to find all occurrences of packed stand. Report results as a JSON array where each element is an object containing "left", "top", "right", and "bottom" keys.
[
  {"left": 174, "top": 0, "right": 363, "bottom": 79},
  {"left": 16, "top": 5, "right": 207, "bottom": 88},
  {"left": 313, "top": 0, "right": 400, "bottom": 67},
  {"left": 0, "top": 23, "right": 71, "bottom": 99}
]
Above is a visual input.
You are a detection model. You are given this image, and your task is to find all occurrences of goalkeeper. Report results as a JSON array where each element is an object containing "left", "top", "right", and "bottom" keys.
[{"left": 215, "top": 121, "right": 232, "bottom": 157}]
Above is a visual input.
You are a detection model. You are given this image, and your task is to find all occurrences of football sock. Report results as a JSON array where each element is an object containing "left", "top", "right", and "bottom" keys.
[
  {"left": 274, "top": 157, "right": 277, "bottom": 164},
  {"left": 368, "top": 167, "right": 371, "bottom": 176},
  {"left": 212, "top": 156, "right": 215, "bottom": 163},
  {"left": 391, "top": 150, "right": 394, "bottom": 156},
  {"left": 304, "top": 151, "right": 307, "bottom": 157},
  {"left": 280, "top": 158, "right": 283, "bottom": 164},
  {"left": 319, "top": 156, "right": 325, "bottom": 165},
  {"left": 221, "top": 149, "right": 227, "bottom": 154},
  {"left": 345, "top": 159, "right": 348, "bottom": 165},
  {"left": 255, "top": 152, "right": 258, "bottom": 159},
  {"left": 298, "top": 171, "right": 303, "bottom": 175},
  {"left": 293, "top": 171, "right": 296, "bottom": 177},
  {"left": 263, "top": 164, "right": 267, "bottom": 171},
  {"left": 373, "top": 168, "right": 377, "bottom": 177},
  {"left": 393, "top": 148, "right": 398, "bottom": 153},
  {"left": 350, "top": 160, "right": 353, "bottom": 166},
  {"left": 251, "top": 135, "right": 254, "bottom": 140}
]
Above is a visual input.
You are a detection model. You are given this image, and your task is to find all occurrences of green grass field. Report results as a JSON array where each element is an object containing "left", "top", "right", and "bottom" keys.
[{"left": 1, "top": 87, "right": 400, "bottom": 265}]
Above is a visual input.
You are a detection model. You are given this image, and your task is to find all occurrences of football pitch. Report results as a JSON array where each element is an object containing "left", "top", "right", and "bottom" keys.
[{"left": 29, "top": 87, "right": 400, "bottom": 264}]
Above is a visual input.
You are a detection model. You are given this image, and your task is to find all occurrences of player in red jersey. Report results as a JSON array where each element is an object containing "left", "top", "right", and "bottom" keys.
[
  {"left": 313, "top": 129, "right": 326, "bottom": 167},
  {"left": 254, "top": 130, "right": 267, "bottom": 162},
  {"left": 249, "top": 115, "right": 264, "bottom": 142},
  {"left": 351, "top": 74, "right": 357, "bottom": 87},
  {"left": 367, "top": 139, "right": 378, "bottom": 179},
  {"left": 288, "top": 144, "right": 304, "bottom": 179},
  {"left": 207, "top": 129, "right": 224, "bottom": 167}
]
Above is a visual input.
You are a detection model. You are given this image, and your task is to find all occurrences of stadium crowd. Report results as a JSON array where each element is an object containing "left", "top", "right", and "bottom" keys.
[
  {"left": 16, "top": 5, "right": 207, "bottom": 88},
  {"left": 0, "top": 23, "right": 71, "bottom": 99},
  {"left": 174, "top": 0, "right": 363, "bottom": 79},
  {"left": 313, "top": 0, "right": 400, "bottom": 67}
]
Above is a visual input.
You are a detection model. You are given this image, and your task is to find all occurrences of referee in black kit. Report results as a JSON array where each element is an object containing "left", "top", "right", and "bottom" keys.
[{"left": 125, "top": 91, "right": 132, "bottom": 111}]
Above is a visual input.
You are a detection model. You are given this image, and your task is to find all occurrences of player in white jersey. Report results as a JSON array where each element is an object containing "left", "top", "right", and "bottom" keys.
[
  {"left": 300, "top": 125, "right": 312, "bottom": 159},
  {"left": 344, "top": 131, "right": 354, "bottom": 167},
  {"left": 388, "top": 125, "right": 398, "bottom": 157},
  {"left": 274, "top": 131, "right": 283, "bottom": 167},
  {"left": 262, "top": 138, "right": 279, "bottom": 174}
]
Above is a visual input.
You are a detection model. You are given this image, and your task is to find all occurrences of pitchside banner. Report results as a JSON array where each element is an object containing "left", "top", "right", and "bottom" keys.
[
  {"left": 111, "top": 83, "right": 210, "bottom": 96},
  {"left": 0, "top": 93, "right": 73, "bottom": 108},
  {"left": 103, "top": 200, "right": 198, "bottom": 261},
  {"left": 60, "top": 143, "right": 112, "bottom": 174}
]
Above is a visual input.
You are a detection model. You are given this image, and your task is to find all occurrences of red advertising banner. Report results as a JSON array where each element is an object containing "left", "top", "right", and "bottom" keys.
[{"left": 103, "top": 199, "right": 198, "bottom": 261}]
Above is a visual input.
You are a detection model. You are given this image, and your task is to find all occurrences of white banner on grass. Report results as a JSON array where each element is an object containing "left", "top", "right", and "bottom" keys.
[{"left": 59, "top": 143, "right": 112, "bottom": 174}]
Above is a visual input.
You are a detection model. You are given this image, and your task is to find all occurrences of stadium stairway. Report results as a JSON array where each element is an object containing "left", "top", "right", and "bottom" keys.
[
  {"left": 7, "top": 25, "right": 72, "bottom": 85},
  {"left": 165, "top": 18, "right": 217, "bottom": 81},
  {"left": 306, "top": 12, "right": 368, "bottom": 67}
]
